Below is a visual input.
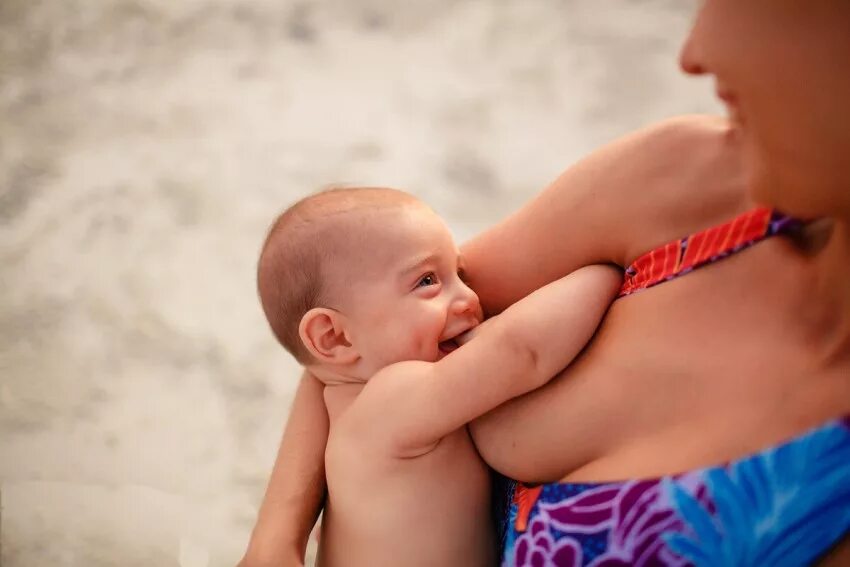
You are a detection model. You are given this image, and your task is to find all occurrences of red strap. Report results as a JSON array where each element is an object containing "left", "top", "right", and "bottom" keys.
[{"left": 620, "top": 207, "right": 773, "bottom": 297}]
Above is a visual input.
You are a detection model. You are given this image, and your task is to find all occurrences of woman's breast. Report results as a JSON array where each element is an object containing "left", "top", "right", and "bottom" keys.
[{"left": 471, "top": 238, "right": 825, "bottom": 483}]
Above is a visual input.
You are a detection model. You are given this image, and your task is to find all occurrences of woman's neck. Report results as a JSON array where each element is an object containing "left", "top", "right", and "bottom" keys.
[{"left": 801, "top": 217, "right": 850, "bottom": 366}]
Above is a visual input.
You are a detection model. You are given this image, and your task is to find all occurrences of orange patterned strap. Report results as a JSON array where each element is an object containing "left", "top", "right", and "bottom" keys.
[
  {"left": 513, "top": 484, "right": 544, "bottom": 533},
  {"left": 619, "top": 207, "right": 798, "bottom": 298}
]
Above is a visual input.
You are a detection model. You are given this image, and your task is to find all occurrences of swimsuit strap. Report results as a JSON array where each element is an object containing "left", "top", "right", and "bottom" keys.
[{"left": 619, "top": 207, "right": 803, "bottom": 298}]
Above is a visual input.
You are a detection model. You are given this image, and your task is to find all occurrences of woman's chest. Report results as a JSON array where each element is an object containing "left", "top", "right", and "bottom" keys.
[
  {"left": 557, "top": 248, "right": 849, "bottom": 482},
  {"left": 475, "top": 240, "right": 850, "bottom": 483}
]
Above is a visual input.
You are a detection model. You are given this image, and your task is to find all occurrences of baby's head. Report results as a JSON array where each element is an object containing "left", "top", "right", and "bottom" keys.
[{"left": 258, "top": 187, "right": 481, "bottom": 382}]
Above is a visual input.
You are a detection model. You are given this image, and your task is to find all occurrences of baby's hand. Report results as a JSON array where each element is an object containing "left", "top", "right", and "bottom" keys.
[{"left": 454, "top": 315, "right": 498, "bottom": 347}]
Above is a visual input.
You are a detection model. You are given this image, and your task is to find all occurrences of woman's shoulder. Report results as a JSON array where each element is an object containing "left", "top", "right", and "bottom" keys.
[
  {"left": 632, "top": 114, "right": 732, "bottom": 147},
  {"left": 630, "top": 115, "right": 746, "bottom": 201},
  {"left": 613, "top": 115, "right": 743, "bottom": 197},
  {"left": 587, "top": 115, "right": 754, "bottom": 264}
]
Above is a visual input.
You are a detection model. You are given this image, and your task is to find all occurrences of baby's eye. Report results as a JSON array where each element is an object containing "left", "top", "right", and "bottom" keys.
[{"left": 416, "top": 273, "right": 439, "bottom": 288}]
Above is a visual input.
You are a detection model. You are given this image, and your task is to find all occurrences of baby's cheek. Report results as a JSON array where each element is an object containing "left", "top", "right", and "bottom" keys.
[{"left": 388, "top": 328, "right": 423, "bottom": 363}]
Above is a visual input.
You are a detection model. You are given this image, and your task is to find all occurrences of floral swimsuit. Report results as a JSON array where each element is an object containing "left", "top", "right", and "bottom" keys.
[{"left": 501, "top": 208, "right": 850, "bottom": 567}]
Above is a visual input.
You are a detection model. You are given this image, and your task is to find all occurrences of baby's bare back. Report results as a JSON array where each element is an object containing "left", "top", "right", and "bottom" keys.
[{"left": 319, "top": 425, "right": 496, "bottom": 567}]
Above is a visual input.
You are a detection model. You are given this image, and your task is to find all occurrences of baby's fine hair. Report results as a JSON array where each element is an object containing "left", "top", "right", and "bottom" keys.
[{"left": 257, "top": 186, "right": 418, "bottom": 363}]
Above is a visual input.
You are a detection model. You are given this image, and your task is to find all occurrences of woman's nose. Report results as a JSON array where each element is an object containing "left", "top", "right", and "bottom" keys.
[
  {"left": 679, "top": 34, "right": 706, "bottom": 76},
  {"left": 678, "top": 10, "right": 707, "bottom": 76}
]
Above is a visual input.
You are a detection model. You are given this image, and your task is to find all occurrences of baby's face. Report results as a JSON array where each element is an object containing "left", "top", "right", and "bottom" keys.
[{"left": 330, "top": 204, "right": 482, "bottom": 375}]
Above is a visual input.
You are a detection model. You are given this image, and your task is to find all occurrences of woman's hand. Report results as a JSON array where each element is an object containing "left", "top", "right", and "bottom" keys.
[
  {"left": 239, "top": 371, "right": 328, "bottom": 567},
  {"left": 237, "top": 547, "right": 304, "bottom": 567}
]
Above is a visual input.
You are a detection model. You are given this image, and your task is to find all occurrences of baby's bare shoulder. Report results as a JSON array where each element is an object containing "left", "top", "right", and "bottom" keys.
[
  {"left": 361, "top": 360, "right": 434, "bottom": 403},
  {"left": 329, "top": 360, "right": 435, "bottom": 444}
]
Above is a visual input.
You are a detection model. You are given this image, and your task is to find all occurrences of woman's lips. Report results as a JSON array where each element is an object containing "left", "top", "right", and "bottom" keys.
[
  {"left": 716, "top": 88, "right": 745, "bottom": 125},
  {"left": 716, "top": 88, "right": 737, "bottom": 105}
]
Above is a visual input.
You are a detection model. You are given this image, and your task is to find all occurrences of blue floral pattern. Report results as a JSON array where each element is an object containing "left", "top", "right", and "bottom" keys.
[{"left": 502, "top": 418, "right": 850, "bottom": 567}]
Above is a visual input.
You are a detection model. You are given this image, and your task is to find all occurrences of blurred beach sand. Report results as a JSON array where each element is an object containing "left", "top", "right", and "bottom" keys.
[{"left": 0, "top": 0, "right": 718, "bottom": 565}]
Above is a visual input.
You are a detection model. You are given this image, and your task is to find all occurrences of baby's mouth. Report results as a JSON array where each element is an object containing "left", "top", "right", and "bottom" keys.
[{"left": 438, "top": 338, "right": 460, "bottom": 355}]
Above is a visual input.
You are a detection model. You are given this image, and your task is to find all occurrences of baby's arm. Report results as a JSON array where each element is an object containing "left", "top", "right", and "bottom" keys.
[
  {"left": 347, "top": 264, "right": 621, "bottom": 458},
  {"left": 239, "top": 371, "right": 327, "bottom": 567}
]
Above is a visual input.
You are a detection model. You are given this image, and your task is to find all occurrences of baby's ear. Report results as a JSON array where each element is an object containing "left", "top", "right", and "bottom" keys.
[{"left": 298, "top": 308, "right": 359, "bottom": 365}]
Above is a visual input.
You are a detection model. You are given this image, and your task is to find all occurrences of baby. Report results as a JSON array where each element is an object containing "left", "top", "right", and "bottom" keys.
[{"left": 256, "top": 187, "right": 619, "bottom": 566}]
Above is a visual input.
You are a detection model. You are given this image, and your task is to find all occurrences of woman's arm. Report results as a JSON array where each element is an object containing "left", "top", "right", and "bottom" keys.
[
  {"left": 239, "top": 371, "right": 328, "bottom": 567},
  {"left": 461, "top": 115, "right": 747, "bottom": 315},
  {"left": 464, "top": 116, "right": 751, "bottom": 481}
]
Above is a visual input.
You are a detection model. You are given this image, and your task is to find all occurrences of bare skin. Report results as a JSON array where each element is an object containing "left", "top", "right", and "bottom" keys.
[
  {"left": 238, "top": 371, "right": 327, "bottom": 567},
  {"left": 470, "top": 4, "right": 850, "bottom": 561},
  {"left": 319, "top": 382, "right": 494, "bottom": 567},
  {"left": 238, "top": 114, "right": 768, "bottom": 566},
  {"left": 240, "top": 112, "right": 850, "bottom": 565},
  {"left": 259, "top": 198, "right": 620, "bottom": 567},
  {"left": 469, "top": 117, "right": 850, "bottom": 486},
  {"left": 243, "top": 2, "right": 850, "bottom": 563},
  {"left": 471, "top": 0, "right": 850, "bottom": 496}
]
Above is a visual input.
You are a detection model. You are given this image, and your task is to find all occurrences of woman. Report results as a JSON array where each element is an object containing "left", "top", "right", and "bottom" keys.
[{"left": 242, "top": 1, "right": 850, "bottom": 565}]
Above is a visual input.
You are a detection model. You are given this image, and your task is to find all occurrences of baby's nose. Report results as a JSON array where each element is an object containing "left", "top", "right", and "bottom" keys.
[{"left": 452, "top": 284, "right": 482, "bottom": 319}]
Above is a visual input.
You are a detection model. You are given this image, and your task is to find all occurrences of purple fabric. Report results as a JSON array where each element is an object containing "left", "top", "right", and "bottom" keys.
[{"left": 502, "top": 418, "right": 850, "bottom": 566}]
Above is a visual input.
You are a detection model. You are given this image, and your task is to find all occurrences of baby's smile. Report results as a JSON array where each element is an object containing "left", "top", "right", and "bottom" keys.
[
  {"left": 437, "top": 318, "right": 479, "bottom": 358},
  {"left": 438, "top": 338, "right": 460, "bottom": 356}
]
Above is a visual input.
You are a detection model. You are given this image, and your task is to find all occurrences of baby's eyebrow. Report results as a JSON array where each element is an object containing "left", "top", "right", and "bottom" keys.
[{"left": 398, "top": 253, "right": 440, "bottom": 279}]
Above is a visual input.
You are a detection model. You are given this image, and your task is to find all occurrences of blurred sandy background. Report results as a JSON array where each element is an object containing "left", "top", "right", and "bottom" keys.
[{"left": 0, "top": 0, "right": 720, "bottom": 565}]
